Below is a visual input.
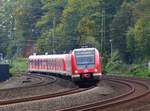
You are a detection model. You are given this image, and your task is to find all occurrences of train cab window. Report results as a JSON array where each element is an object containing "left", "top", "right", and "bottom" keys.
[{"left": 75, "top": 49, "right": 95, "bottom": 68}]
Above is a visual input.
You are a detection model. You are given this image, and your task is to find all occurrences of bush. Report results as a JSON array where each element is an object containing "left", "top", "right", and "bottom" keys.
[
  {"left": 104, "top": 50, "right": 122, "bottom": 74},
  {"left": 104, "top": 50, "right": 150, "bottom": 78},
  {"left": 128, "top": 64, "right": 150, "bottom": 77},
  {"left": 9, "top": 58, "right": 27, "bottom": 76}
]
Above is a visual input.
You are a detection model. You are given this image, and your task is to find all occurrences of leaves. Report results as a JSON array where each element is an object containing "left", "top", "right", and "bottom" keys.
[{"left": 0, "top": 0, "right": 149, "bottom": 64}]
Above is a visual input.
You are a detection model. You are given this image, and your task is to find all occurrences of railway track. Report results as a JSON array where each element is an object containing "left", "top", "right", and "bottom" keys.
[
  {"left": 59, "top": 76, "right": 150, "bottom": 111},
  {"left": 0, "top": 73, "right": 59, "bottom": 101},
  {"left": 0, "top": 75, "right": 149, "bottom": 111},
  {"left": 0, "top": 85, "right": 94, "bottom": 106},
  {"left": 0, "top": 73, "right": 56, "bottom": 91}
]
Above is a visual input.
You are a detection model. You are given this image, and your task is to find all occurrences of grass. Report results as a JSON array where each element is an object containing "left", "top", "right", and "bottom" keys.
[
  {"left": 9, "top": 58, "right": 27, "bottom": 76},
  {"left": 105, "top": 63, "right": 150, "bottom": 78}
]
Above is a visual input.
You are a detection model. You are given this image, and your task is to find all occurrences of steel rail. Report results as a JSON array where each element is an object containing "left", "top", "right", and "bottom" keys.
[
  {"left": 0, "top": 86, "right": 94, "bottom": 106},
  {"left": 0, "top": 73, "right": 56, "bottom": 91},
  {"left": 59, "top": 76, "right": 150, "bottom": 111}
]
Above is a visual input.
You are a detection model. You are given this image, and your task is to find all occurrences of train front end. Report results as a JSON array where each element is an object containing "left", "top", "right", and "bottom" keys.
[{"left": 71, "top": 48, "right": 102, "bottom": 81}]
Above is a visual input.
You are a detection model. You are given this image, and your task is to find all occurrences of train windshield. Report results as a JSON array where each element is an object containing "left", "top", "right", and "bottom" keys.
[{"left": 75, "top": 49, "right": 95, "bottom": 68}]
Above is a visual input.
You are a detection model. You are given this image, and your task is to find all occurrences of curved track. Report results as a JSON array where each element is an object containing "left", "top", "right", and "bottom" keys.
[
  {"left": 0, "top": 73, "right": 56, "bottom": 91},
  {"left": 0, "top": 73, "right": 58, "bottom": 102},
  {"left": 0, "top": 75, "right": 149, "bottom": 111},
  {"left": 59, "top": 76, "right": 150, "bottom": 111},
  {"left": 0, "top": 86, "right": 94, "bottom": 106}
]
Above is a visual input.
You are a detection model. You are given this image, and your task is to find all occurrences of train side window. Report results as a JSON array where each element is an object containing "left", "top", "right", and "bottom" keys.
[
  {"left": 57, "top": 59, "right": 58, "bottom": 70},
  {"left": 35, "top": 59, "right": 37, "bottom": 66},
  {"left": 34, "top": 59, "right": 37, "bottom": 66},
  {"left": 38, "top": 59, "right": 40, "bottom": 67},
  {"left": 58, "top": 59, "right": 60, "bottom": 70},
  {"left": 51, "top": 59, "right": 53, "bottom": 69},
  {"left": 49, "top": 59, "right": 51, "bottom": 69},
  {"left": 39, "top": 59, "right": 41, "bottom": 68},
  {"left": 61, "top": 59, "right": 63, "bottom": 70},
  {"left": 37, "top": 59, "right": 39, "bottom": 67},
  {"left": 60, "top": 59, "right": 62, "bottom": 70},
  {"left": 46, "top": 59, "right": 48, "bottom": 68},
  {"left": 50, "top": 59, "right": 51, "bottom": 69},
  {"left": 39, "top": 59, "right": 42, "bottom": 67},
  {"left": 33, "top": 60, "right": 35, "bottom": 66},
  {"left": 42, "top": 59, "right": 44, "bottom": 67},
  {"left": 56, "top": 59, "right": 58, "bottom": 70},
  {"left": 42, "top": 59, "right": 45, "bottom": 67},
  {"left": 41, "top": 59, "right": 43, "bottom": 67},
  {"left": 54, "top": 59, "right": 56, "bottom": 70},
  {"left": 44, "top": 59, "right": 45, "bottom": 66},
  {"left": 59, "top": 59, "right": 61, "bottom": 70},
  {"left": 47, "top": 59, "right": 49, "bottom": 69},
  {"left": 53, "top": 59, "right": 55, "bottom": 70},
  {"left": 36, "top": 59, "right": 38, "bottom": 67},
  {"left": 43, "top": 59, "right": 45, "bottom": 67},
  {"left": 55, "top": 59, "right": 57, "bottom": 70},
  {"left": 53, "top": 59, "right": 54, "bottom": 69},
  {"left": 40, "top": 59, "right": 42, "bottom": 67}
]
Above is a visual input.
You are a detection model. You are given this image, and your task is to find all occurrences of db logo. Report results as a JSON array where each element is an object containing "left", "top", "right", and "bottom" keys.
[{"left": 84, "top": 69, "right": 88, "bottom": 73}]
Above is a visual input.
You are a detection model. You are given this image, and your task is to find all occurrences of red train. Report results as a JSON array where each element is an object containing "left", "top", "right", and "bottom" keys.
[{"left": 28, "top": 48, "right": 102, "bottom": 81}]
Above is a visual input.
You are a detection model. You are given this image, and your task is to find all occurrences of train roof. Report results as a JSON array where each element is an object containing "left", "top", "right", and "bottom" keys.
[
  {"left": 28, "top": 54, "right": 67, "bottom": 59},
  {"left": 73, "top": 47, "right": 96, "bottom": 51}
]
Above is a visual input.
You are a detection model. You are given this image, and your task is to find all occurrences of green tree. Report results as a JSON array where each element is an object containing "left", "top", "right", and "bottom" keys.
[
  {"left": 127, "top": 0, "right": 150, "bottom": 62},
  {"left": 77, "top": 0, "right": 101, "bottom": 48},
  {"left": 110, "top": 1, "right": 134, "bottom": 62},
  {"left": 12, "top": 0, "right": 42, "bottom": 56},
  {"left": 36, "top": 0, "right": 66, "bottom": 53},
  {"left": 0, "top": 0, "right": 16, "bottom": 57}
]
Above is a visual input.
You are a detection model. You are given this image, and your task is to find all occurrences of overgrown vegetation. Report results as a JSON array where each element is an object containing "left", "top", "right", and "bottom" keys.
[
  {"left": 9, "top": 58, "right": 27, "bottom": 76},
  {"left": 104, "top": 51, "right": 150, "bottom": 78}
]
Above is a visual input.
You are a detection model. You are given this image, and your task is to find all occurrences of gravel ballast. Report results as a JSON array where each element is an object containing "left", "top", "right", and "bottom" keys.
[
  {"left": 0, "top": 75, "right": 76, "bottom": 100},
  {"left": 0, "top": 81, "right": 116, "bottom": 111}
]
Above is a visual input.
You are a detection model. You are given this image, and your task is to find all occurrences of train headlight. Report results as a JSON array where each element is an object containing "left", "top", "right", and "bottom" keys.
[
  {"left": 75, "top": 70, "right": 78, "bottom": 74},
  {"left": 94, "top": 69, "right": 98, "bottom": 72}
]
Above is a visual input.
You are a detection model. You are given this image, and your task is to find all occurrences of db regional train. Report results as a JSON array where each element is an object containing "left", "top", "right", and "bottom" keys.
[{"left": 28, "top": 48, "right": 102, "bottom": 82}]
